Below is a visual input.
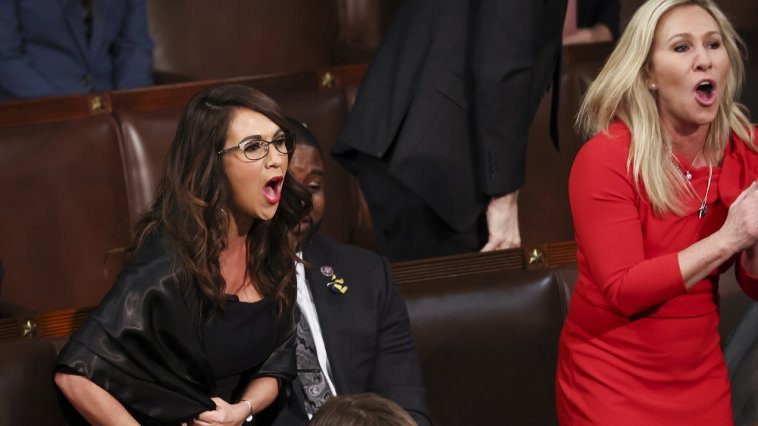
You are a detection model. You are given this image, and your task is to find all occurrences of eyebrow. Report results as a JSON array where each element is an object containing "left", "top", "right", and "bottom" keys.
[
  {"left": 239, "top": 128, "right": 284, "bottom": 143},
  {"left": 667, "top": 30, "right": 722, "bottom": 42}
]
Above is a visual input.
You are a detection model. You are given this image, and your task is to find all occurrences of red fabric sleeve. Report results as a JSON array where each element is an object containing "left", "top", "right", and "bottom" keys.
[{"left": 569, "top": 133, "right": 686, "bottom": 317}]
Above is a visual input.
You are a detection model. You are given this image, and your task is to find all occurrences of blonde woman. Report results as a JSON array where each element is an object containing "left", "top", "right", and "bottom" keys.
[{"left": 556, "top": 0, "right": 758, "bottom": 424}]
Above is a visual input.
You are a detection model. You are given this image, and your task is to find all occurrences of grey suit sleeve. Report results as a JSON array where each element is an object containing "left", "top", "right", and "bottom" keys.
[{"left": 370, "top": 257, "right": 431, "bottom": 425}]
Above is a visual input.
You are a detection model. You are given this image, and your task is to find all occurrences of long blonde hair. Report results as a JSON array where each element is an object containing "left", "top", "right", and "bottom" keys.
[{"left": 577, "top": 0, "right": 755, "bottom": 215}]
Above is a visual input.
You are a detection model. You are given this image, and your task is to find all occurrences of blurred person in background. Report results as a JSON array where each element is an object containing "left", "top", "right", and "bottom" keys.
[{"left": 0, "top": 0, "right": 153, "bottom": 101}]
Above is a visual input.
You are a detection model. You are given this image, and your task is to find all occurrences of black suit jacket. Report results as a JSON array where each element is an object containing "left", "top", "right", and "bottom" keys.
[
  {"left": 275, "top": 234, "right": 430, "bottom": 425},
  {"left": 334, "top": 0, "right": 566, "bottom": 231}
]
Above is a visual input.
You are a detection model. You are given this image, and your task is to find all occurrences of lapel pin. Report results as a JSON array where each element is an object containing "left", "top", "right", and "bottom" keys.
[
  {"left": 326, "top": 275, "right": 348, "bottom": 295},
  {"left": 320, "top": 265, "right": 334, "bottom": 277}
]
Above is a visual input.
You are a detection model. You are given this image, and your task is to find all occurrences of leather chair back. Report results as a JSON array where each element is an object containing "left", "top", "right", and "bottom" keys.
[
  {"left": 118, "top": 107, "right": 183, "bottom": 223},
  {"left": 0, "top": 115, "right": 130, "bottom": 311},
  {"left": 148, "top": 0, "right": 340, "bottom": 80},
  {"left": 0, "top": 336, "right": 68, "bottom": 426},
  {"left": 278, "top": 89, "right": 358, "bottom": 246},
  {"left": 398, "top": 265, "right": 568, "bottom": 426}
]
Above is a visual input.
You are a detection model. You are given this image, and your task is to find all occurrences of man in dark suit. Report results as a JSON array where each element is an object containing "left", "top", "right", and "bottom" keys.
[
  {"left": 333, "top": 0, "right": 566, "bottom": 261},
  {"left": 0, "top": 0, "right": 153, "bottom": 100},
  {"left": 275, "top": 120, "right": 430, "bottom": 425}
]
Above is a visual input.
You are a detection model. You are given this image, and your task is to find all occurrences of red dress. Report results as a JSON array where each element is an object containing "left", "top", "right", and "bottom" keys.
[{"left": 556, "top": 122, "right": 758, "bottom": 425}]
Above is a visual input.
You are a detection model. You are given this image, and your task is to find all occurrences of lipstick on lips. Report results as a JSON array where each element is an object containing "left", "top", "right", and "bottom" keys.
[
  {"left": 263, "top": 176, "right": 284, "bottom": 205},
  {"left": 694, "top": 79, "right": 716, "bottom": 106}
]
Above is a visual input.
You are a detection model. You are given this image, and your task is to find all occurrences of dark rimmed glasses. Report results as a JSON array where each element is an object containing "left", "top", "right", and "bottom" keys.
[{"left": 217, "top": 132, "right": 295, "bottom": 161}]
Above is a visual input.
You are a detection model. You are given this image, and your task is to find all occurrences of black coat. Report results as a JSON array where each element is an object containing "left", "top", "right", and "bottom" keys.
[
  {"left": 334, "top": 0, "right": 566, "bottom": 231},
  {"left": 55, "top": 233, "right": 297, "bottom": 425}
]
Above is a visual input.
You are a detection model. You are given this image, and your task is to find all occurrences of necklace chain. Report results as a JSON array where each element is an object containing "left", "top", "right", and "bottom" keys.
[
  {"left": 671, "top": 148, "right": 702, "bottom": 181},
  {"left": 671, "top": 152, "right": 712, "bottom": 219}
]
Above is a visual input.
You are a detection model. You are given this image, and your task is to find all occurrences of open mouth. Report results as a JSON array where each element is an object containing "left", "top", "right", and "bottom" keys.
[
  {"left": 263, "top": 176, "right": 284, "bottom": 205},
  {"left": 694, "top": 80, "right": 716, "bottom": 106}
]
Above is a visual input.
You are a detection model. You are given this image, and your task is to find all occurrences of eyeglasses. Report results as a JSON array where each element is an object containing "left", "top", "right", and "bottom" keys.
[{"left": 217, "top": 133, "right": 295, "bottom": 161}]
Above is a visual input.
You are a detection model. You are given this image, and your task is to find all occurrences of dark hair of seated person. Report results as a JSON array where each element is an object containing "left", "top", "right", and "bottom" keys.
[{"left": 308, "top": 393, "right": 417, "bottom": 426}]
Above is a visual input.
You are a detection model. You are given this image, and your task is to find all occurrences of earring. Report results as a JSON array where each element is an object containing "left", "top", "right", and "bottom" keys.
[{"left": 649, "top": 83, "right": 657, "bottom": 91}]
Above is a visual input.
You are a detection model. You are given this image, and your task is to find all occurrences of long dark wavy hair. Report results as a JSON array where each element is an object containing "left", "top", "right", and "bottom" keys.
[{"left": 133, "top": 84, "right": 311, "bottom": 316}]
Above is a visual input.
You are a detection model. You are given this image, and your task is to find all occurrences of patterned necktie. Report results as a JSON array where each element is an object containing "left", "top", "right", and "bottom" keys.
[{"left": 296, "top": 316, "right": 333, "bottom": 416}]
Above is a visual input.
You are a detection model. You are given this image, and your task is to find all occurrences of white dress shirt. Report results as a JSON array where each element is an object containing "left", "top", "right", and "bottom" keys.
[{"left": 295, "top": 255, "right": 338, "bottom": 403}]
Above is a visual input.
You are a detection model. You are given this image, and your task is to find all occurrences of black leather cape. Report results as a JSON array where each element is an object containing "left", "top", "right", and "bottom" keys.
[{"left": 55, "top": 233, "right": 297, "bottom": 425}]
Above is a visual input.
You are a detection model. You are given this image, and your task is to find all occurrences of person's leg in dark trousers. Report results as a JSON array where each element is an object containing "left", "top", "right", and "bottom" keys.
[{"left": 354, "top": 154, "right": 486, "bottom": 262}]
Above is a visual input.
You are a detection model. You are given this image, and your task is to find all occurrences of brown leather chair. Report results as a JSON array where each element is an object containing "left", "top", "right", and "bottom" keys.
[
  {"left": 147, "top": 0, "right": 341, "bottom": 81},
  {"left": 0, "top": 336, "right": 68, "bottom": 426},
  {"left": 396, "top": 255, "right": 569, "bottom": 426},
  {"left": 0, "top": 115, "right": 131, "bottom": 312},
  {"left": 117, "top": 107, "right": 184, "bottom": 223},
  {"left": 146, "top": 0, "right": 401, "bottom": 82}
]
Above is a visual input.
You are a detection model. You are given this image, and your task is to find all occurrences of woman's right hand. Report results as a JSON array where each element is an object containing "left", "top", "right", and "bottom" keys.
[
  {"left": 720, "top": 181, "right": 758, "bottom": 252},
  {"left": 189, "top": 397, "right": 249, "bottom": 426}
]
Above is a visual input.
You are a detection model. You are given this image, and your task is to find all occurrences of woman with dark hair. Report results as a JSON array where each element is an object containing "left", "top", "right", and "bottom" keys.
[{"left": 54, "top": 84, "right": 311, "bottom": 425}]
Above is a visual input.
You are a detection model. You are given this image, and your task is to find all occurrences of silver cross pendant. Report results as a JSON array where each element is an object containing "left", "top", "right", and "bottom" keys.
[{"left": 698, "top": 202, "right": 708, "bottom": 219}]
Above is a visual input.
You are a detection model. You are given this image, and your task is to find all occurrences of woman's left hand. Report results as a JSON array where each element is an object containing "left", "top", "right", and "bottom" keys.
[{"left": 189, "top": 397, "right": 249, "bottom": 426}]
